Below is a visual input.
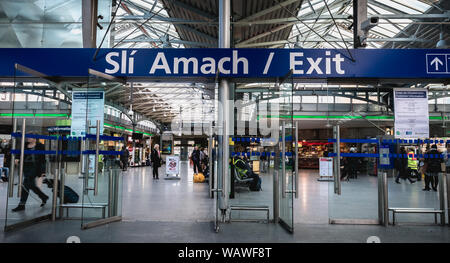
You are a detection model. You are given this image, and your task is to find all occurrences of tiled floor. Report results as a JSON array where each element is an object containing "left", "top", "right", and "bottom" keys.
[{"left": 0, "top": 162, "right": 448, "bottom": 243}]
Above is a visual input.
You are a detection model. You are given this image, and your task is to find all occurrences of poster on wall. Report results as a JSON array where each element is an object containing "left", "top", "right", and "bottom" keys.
[
  {"left": 319, "top": 157, "right": 333, "bottom": 180},
  {"left": 0, "top": 154, "right": 4, "bottom": 168},
  {"left": 166, "top": 155, "right": 180, "bottom": 175},
  {"left": 70, "top": 90, "right": 105, "bottom": 137},
  {"left": 394, "top": 88, "right": 429, "bottom": 139}
]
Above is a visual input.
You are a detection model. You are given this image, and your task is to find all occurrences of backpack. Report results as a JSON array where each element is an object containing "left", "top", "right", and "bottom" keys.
[
  {"left": 249, "top": 177, "right": 261, "bottom": 191},
  {"left": 63, "top": 186, "right": 79, "bottom": 203},
  {"left": 43, "top": 179, "right": 79, "bottom": 203}
]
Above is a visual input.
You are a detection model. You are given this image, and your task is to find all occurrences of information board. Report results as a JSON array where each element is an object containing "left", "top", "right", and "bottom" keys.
[
  {"left": 394, "top": 88, "right": 429, "bottom": 139},
  {"left": 379, "top": 145, "right": 391, "bottom": 169},
  {"left": 319, "top": 157, "right": 333, "bottom": 178},
  {"left": 166, "top": 155, "right": 180, "bottom": 175},
  {"left": 70, "top": 90, "right": 105, "bottom": 137}
]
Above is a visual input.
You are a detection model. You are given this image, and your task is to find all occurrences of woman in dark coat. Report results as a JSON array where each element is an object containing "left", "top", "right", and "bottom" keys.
[{"left": 151, "top": 144, "right": 162, "bottom": 179}]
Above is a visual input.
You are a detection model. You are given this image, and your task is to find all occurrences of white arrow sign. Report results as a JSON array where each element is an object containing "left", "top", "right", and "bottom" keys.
[{"left": 431, "top": 57, "right": 444, "bottom": 71}]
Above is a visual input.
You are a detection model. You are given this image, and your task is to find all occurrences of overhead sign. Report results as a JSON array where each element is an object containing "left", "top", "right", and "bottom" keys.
[
  {"left": 394, "top": 88, "right": 429, "bottom": 139},
  {"left": 70, "top": 90, "right": 105, "bottom": 137},
  {"left": 1, "top": 48, "right": 450, "bottom": 79}
]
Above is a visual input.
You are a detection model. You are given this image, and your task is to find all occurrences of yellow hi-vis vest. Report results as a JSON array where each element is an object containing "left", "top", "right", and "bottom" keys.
[
  {"left": 407, "top": 151, "right": 418, "bottom": 170},
  {"left": 233, "top": 158, "right": 247, "bottom": 178}
]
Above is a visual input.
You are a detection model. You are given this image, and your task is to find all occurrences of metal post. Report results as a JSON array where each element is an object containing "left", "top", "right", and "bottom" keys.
[
  {"left": 333, "top": 126, "right": 337, "bottom": 194},
  {"left": 377, "top": 168, "right": 383, "bottom": 224},
  {"left": 218, "top": 0, "right": 230, "bottom": 212},
  {"left": 17, "top": 119, "right": 26, "bottom": 198},
  {"left": 294, "top": 121, "right": 298, "bottom": 199},
  {"left": 274, "top": 145, "right": 280, "bottom": 223},
  {"left": 59, "top": 167, "right": 65, "bottom": 218},
  {"left": 333, "top": 125, "right": 341, "bottom": 195},
  {"left": 84, "top": 120, "right": 90, "bottom": 195},
  {"left": 51, "top": 158, "right": 60, "bottom": 221},
  {"left": 353, "top": 0, "right": 368, "bottom": 48},
  {"left": 446, "top": 172, "right": 450, "bottom": 226},
  {"left": 114, "top": 169, "right": 119, "bottom": 216},
  {"left": 8, "top": 119, "right": 17, "bottom": 197},
  {"left": 94, "top": 120, "right": 100, "bottom": 195},
  {"left": 209, "top": 126, "right": 213, "bottom": 198},
  {"left": 438, "top": 173, "right": 445, "bottom": 225},
  {"left": 336, "top": 126, "right": 341, "bottom": 195},
  {"left": 108, "top": 170, "right": 112, "bottom": 217},
  {"left": 282, "top": 123, "right": 286, "bottom": 198},
  {"left": 79, "top": 138, "right": 84, "bottom": 177},
  {"left": 383, "top": 171, "right": 389, "bottom": 226},
  {"left": 82, "top": 0, "right": 98, "bottom": 48}
]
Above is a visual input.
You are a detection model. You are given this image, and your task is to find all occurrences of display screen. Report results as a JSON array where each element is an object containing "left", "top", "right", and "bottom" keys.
[
  {"left": 132, "top": 132, "right": 143, "bottom": 140},
  {"left": 162, "top": 140, "right": 172, "bottom": 154}
]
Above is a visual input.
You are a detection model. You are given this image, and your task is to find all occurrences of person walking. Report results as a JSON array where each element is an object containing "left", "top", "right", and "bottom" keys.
[
  {"left": 424, "top": 144, "right": 443, "bottom": 191},
  {"left": 395, "top": 147, "right": 411, "bottom": 184},
  {"left": 151, "top": 144, "right": 161, "bottom": 179},
  {"left": 12, "top": 134, "right": 49, "bottom": 212},
  {"left": 191, "top": 146, "right": 201, "bottom": 174},
  {"left": 120, "top": 146, "right": 129, "bottom": 171}
]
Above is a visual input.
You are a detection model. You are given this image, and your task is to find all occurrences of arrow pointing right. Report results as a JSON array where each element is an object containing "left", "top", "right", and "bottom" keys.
[{"left": 431, "top": 57, "right": 444, "bottom": 71}]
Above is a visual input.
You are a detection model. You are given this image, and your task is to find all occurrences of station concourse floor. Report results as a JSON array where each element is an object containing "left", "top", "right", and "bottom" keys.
[{"left": 0, "top": 161, "right": 449, "bottom": 243}]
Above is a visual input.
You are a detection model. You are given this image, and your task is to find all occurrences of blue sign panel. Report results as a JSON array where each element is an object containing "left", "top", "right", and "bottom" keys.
[{"left": 1, "top": 48, "right": 450, "bottom": 79}]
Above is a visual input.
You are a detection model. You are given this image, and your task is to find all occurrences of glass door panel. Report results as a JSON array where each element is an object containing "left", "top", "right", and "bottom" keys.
[
  {"left": 80, "top": 69, "right": 124, "bottom": 229},
  {"left": 277, "top": 71, "right": 295, "bottom": 232},
  {"left": 229, "top": 71, "right": 295, "bottom": 231},
  {"left": 4, "top": 64, "right": 63, "bottom": 231},
  {"left": 326, "top": 88, "right": 380, "bottom": 224}
]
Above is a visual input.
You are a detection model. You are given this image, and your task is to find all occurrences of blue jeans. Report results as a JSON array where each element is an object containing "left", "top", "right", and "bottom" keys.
[{"left": 1, "top": 167, "right": 8, "bottom": 178}]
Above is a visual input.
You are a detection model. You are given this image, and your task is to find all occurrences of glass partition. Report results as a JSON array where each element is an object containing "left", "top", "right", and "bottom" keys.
[
  {"left": 326, "top": 85, "right": 381, "bottom": 225},
  {"left": 4, "top": 64, "right": 63, "bottom": 231},
  {"left": 229, "top": 71, "right": 295, "bottom": 232},
  {"left": 80, "top": 69, "right": 124, "bottom": 229}
]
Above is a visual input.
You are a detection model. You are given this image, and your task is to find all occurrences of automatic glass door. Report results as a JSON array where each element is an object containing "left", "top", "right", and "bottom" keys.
[
  {"left": 79, "top": 69, "right": 125, "bottom": 229},
  {"left": 4, "top": 64, "right": 64, "bottom": 231}
]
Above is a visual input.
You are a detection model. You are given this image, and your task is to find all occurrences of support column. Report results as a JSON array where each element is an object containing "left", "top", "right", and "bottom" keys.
[
  {"left": 82, "top": 0, "right": 98, "bottom": 48},
  {"left": 353, "top": 0, "right": 367, "bottom": 48},
  {"left": 218, "top": 0, "right": 231, "bottom": 211}
]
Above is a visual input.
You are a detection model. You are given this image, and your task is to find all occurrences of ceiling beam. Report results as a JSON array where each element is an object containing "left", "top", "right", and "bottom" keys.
[
  {"left": 237, "top": 37, "right": 431, "bottom": 47},
  {"left": 163, "top": 0, "right": 216, "bottom": 21},
  {"left": 237, "top": 0, "right": 301, "bottom": 22}
]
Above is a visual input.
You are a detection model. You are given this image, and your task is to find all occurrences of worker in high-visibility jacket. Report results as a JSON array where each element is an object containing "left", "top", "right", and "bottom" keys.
[
  {"left": 233, "top": 157, "right": 261, "bottom": 191},
  {"left": 406, "top": 148, "right": 418, "bottom": 183}
]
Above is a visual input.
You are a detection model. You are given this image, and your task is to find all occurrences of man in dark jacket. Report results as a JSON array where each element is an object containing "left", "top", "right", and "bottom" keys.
[
  {"left": 191, "top": 146, "right": 201, "bottom": 174},
  {"left": 151, "top": 144, "right": 161, "bottom": 179},
  {"left": 12, "top": 135, "right": 49, "bottom": 212},
  {"left": 424, "top": 144, "right": 443, "bottom": 191},
  {"left": 395, "top": 147, "right": 412, "bottom": 184}
]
